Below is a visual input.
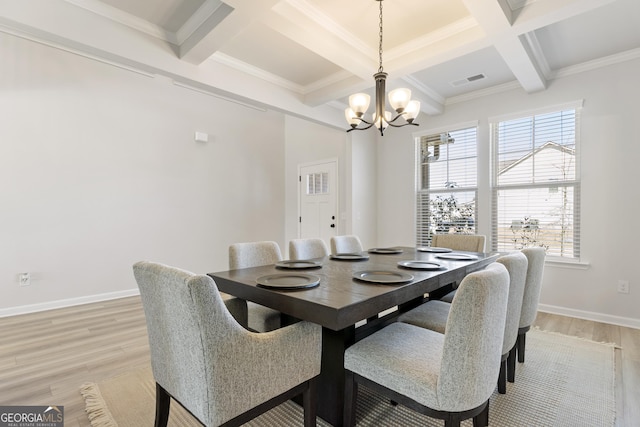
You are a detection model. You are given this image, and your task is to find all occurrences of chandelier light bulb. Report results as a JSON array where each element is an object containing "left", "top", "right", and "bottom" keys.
[
  {"left": 348, "top": 93, "right": 371, "bottom": 117},
  {"left": 344, "top": 108, "right": 360, "bottom": 127},
  {"left": 404, "top": 100, "right": 421, "bottom": 123},
  {"left": 388, "top": 88, "right": 411, "bottom": 113}
]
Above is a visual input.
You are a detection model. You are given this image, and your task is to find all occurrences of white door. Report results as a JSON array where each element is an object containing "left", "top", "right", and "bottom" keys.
[{"left": 299, "top": 161, "right": 338, "bottom": 242}]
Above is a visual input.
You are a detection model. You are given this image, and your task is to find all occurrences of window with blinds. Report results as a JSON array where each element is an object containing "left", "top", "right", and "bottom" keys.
[
  {"left": 416, "top": 126, "right": 478, "bottom": 247},
  {"left": 491, "top": 103, "right": 581, "bottom": 259}
]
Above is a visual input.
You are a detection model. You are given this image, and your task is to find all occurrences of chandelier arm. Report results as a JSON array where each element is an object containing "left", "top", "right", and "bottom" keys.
[
  {"left": 386, "top": 122, "right": 420, "bottom": 128},
  {"left": 347, "top": 122, "right": 376, "bottom": 132},
  {"left": 387, "top": 112, "right": 407, "bottom": 124}
]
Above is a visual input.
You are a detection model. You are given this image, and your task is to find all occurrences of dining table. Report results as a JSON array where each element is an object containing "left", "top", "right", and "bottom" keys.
[{"left": 208, "top": 246, "right": 499, "bottom": 426}]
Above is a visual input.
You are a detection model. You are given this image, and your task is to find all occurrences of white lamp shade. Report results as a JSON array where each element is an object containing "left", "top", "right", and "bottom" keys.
[
  {"left": 374, "top": 111, "right": 392, "bottom": 130},
  {"left": 388, "top": 88, "right": 411, "bottom": 112},
  {"left": 344, "top": 108, "right": 360, "bottom": 126},
  {"left": 404, "top": 100, "right": 421, "bottom": 122},
  {"left": 348, "top": 93, "right": 371, "bottom": 116}
]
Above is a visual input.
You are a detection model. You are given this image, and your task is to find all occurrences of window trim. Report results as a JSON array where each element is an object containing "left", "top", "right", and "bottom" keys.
[
  {"left": 490, "top": 101, "right": 583, "bottom": 262},
  {"left": 414, "top": 122, "right": 479, "bottom": 247}
]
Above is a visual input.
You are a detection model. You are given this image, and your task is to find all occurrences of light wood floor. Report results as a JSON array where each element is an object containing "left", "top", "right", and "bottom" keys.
[{"left": 0, "top": 296, "right": 638, "bottom": 426}]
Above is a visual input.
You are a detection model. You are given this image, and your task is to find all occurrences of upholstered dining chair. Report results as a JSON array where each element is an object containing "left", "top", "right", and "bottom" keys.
[
  {"left": 330, "top": 235, "right": 363, "bottom": 254},
  {"left": 431, "top": 233, "right": 486, "bottom": 252},
  {"left": 133, "top": 261, "right": 322, "bottom": 427},
  {"left": 343, "top": 263, "right": 510, "bottom": 427},
  {"left": 229, "top": 241, "right": 283, "bottom": 333},
  {"left": 398, "top": 251, "right": 528, "bottom": 394},
  {"left": 289, "top": 238, "right": 329, "bottom": 260},
  {"left": 434, "top": 233, "right": 486, "bottom": 303},
  {"left": 517, "top": 247, "right": 546, "bottom": 363}
]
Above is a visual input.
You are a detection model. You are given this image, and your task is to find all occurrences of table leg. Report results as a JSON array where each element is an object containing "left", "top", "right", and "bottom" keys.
[{"left": 316, "top": 326, "right": 355, "bottom": 426}]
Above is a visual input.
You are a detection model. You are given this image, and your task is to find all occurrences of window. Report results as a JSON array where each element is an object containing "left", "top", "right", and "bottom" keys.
[
  {"left": 491, "top": 102, "right": 581, "bottom": 259},
  {"left": 416, "top": 125, "right": 478, "bottom": 247},
  {"left": 306, "top": 172, "right": 329, "bottom": 195}
]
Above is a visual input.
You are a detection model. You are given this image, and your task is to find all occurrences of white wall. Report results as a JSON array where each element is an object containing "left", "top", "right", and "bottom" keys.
[
  {"left": 376, "top": 58, "right": 640, "bottom": 327},
  {"left": 0, "top": 33, "right": 286, "bottom": 313},
  {"left": 283, "top": 115, "right": 347, "bottom": 256}
]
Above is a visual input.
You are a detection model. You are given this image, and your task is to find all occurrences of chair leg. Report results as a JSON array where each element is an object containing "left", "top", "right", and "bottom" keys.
[
  {"left": 507, "top": 345, "right": 517, "bottom": 383},
  {"left": 472, "top": 400, "right": 489, "bottom": 427},
  {"left": 154, "top": 383, "right": 170, "bottom": 427},
  {"left": 498, "top": 358, "right": 507, "bottom": 394},
  {"left": 343, "top": 371, "right": 358, "bottom": 427},
  {"left": 517, "top": 331, "right": 527, "bottom": 363},
  {"left": 303, "top": 377, "right": 318, "bottom": 427}
]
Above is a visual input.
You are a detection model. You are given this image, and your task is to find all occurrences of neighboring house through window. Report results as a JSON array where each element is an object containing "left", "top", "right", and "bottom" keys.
[{"left": 490, "top": 101, "right": 582, "bottom": 259}]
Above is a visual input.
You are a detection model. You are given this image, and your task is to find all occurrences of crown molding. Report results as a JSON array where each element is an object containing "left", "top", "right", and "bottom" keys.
[
  {"left": 386, "top": 16, "right": 480, "bottom": 62},
  {"left": 552, "top": 47, "right": 640, "bottom": 80},
  {"left": 210, "top": 52, "right": 305, "bottom": 94}
]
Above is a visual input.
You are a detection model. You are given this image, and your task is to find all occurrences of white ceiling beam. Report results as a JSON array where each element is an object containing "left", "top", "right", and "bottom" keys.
[
  {"left": 178, "top": 0, "right": 279, "bottom": 65},
  {"left": 511, "top": 0, "right": 618, "bottom": 34},
  {"left": 294, "top": 13, "right": 487, "bottom": 112},
  {"left": 462, "top": 0, "right": 546, "bottom": 93},
  {"left": 266, "top": 1, "right": 376, "bottom": 81},
  {"left": 0, "top": 0, "right": 345, "bottom": 129}
]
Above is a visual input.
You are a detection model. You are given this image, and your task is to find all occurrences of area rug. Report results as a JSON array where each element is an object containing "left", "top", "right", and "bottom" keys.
[{"left": 80, "top": 329, "right": 615, "bottom": 426}]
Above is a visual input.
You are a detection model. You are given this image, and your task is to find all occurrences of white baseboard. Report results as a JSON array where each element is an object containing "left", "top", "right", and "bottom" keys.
[
  {"left": 3, "top": 292, "right": 639, "bottom": 331},
  {"left": 0, "top": 289, "right": 140, "bottom": 318},
  {"left": 538, "top": 303, "right": 640, "bottom": 330}
]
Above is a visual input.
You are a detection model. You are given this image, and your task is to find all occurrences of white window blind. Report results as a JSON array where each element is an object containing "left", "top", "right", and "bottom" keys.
[
  {"left": 416, "top": 126, "right": 478, "bottom": 247},
  {"left": 491, "top": 107, "right": 581, "bottom": 259}
]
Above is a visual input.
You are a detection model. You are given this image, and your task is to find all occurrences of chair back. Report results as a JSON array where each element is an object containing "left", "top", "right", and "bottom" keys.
[
  {"left": 229, "top": 241, "right": 282, "bottom": 269},
  {"left": 134, "top": 261, "right": 244, "bottom": 425},
  {"left": 432, "top": 234, "right": 486, "bottom": 252},
  {"left": 330, "top": 235, "right": 363, "bottom": 254},
  {"left": 496, "top": 252, "right": 528, "bottom": 354},
  {"left": 438, "top": 262, "right": 509, "bottom": 411},
  {"left": 519, "top": 247, "right": 546, "bottom": 328},
  {"left": 289, "top": 238, "right": 329, "bottom": 260}
]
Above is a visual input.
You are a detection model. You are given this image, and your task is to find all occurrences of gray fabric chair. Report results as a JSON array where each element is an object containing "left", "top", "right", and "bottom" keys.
[
  {"left": 229, "top": 241, "right": 283, "bottom": 332},
  {"left": 517, "top": 247, "right": 546, "bottom": 363},
  {"left": 343, "top": 263, "right": 510, "bottom": 427},
  {"left": 432, "top": 233, "right": 486, "bottom": 252},
  {"left": 434, "top": 234, "right": 486, "bottom": 303},
  {"left": 398, "top": 252, "right": 528, "bottom": 394},
  {"left": 289, "top": 238, "right": 329, "bottom": 260},
  {"left": 133, "top": 261, "right": 322, "bottom": 427},
  {"left": 330, "top": 235, "right": 363, "bottom": 254}
]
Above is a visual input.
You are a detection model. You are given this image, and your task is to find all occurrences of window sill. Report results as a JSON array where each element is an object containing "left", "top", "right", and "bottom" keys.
[{"left": 545, "top": 259, "right": 590, "bottom": 270}]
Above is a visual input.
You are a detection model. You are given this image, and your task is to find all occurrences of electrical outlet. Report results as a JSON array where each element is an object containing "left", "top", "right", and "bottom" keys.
[
  {"left": 617, "top": 280, "right": 629, "bottom": 294},
  {"left": 19, "top": 272, "right": 31, "bottom": 287}
]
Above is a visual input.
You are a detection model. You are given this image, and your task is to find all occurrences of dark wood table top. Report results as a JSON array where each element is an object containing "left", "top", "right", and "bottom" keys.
[{"left": 209, "top": 247, "right": 499, "bottom": 331}]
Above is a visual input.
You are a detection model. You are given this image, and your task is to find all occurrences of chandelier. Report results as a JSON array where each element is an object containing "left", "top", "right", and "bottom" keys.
[{"left": 345, "top": 0, "right": 420, "bottom": 136}]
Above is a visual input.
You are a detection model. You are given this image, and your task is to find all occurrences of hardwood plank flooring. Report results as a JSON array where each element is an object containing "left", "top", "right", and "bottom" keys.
[{"left": 0, "top": 297, "right": 638, "bottom": 426}]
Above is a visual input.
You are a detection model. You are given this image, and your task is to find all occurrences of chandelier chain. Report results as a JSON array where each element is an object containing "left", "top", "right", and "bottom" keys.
[{"left": 378, "top": 0, "right": 384, "bottom": 73}]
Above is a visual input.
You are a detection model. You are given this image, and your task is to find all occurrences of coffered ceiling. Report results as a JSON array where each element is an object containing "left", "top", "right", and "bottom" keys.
[{"left": 1, "top": 0, "right": 639, "bottom": 129}]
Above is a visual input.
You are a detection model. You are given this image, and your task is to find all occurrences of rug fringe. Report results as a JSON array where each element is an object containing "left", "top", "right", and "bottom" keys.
[
  {"left": 80, "top": 382, "right": 119, "bottom": 427},
  {"left": 532, "top": 326, "right": 622, "bottom": 348}
]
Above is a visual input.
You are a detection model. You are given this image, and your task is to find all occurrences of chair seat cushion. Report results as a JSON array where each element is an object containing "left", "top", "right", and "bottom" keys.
[
  {"left": 345, "top": 322, "right": 445, "bottom": 409},
  {"left": 397, "top": 300, "right": 450, "bottom": 334},
  {"left": 247, "top": 302, "right": 281, "bottom": 332},
  {"left": 439, "top": 290, "right": 456, "bottom": 303}
]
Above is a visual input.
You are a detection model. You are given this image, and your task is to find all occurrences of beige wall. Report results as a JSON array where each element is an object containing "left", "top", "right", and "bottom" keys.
[
  {"left": 375, "top": 58, "right": 640, "bottom": 328},
  {"left": 0, "top": 32, "right": 286, "bottom": 313}
]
